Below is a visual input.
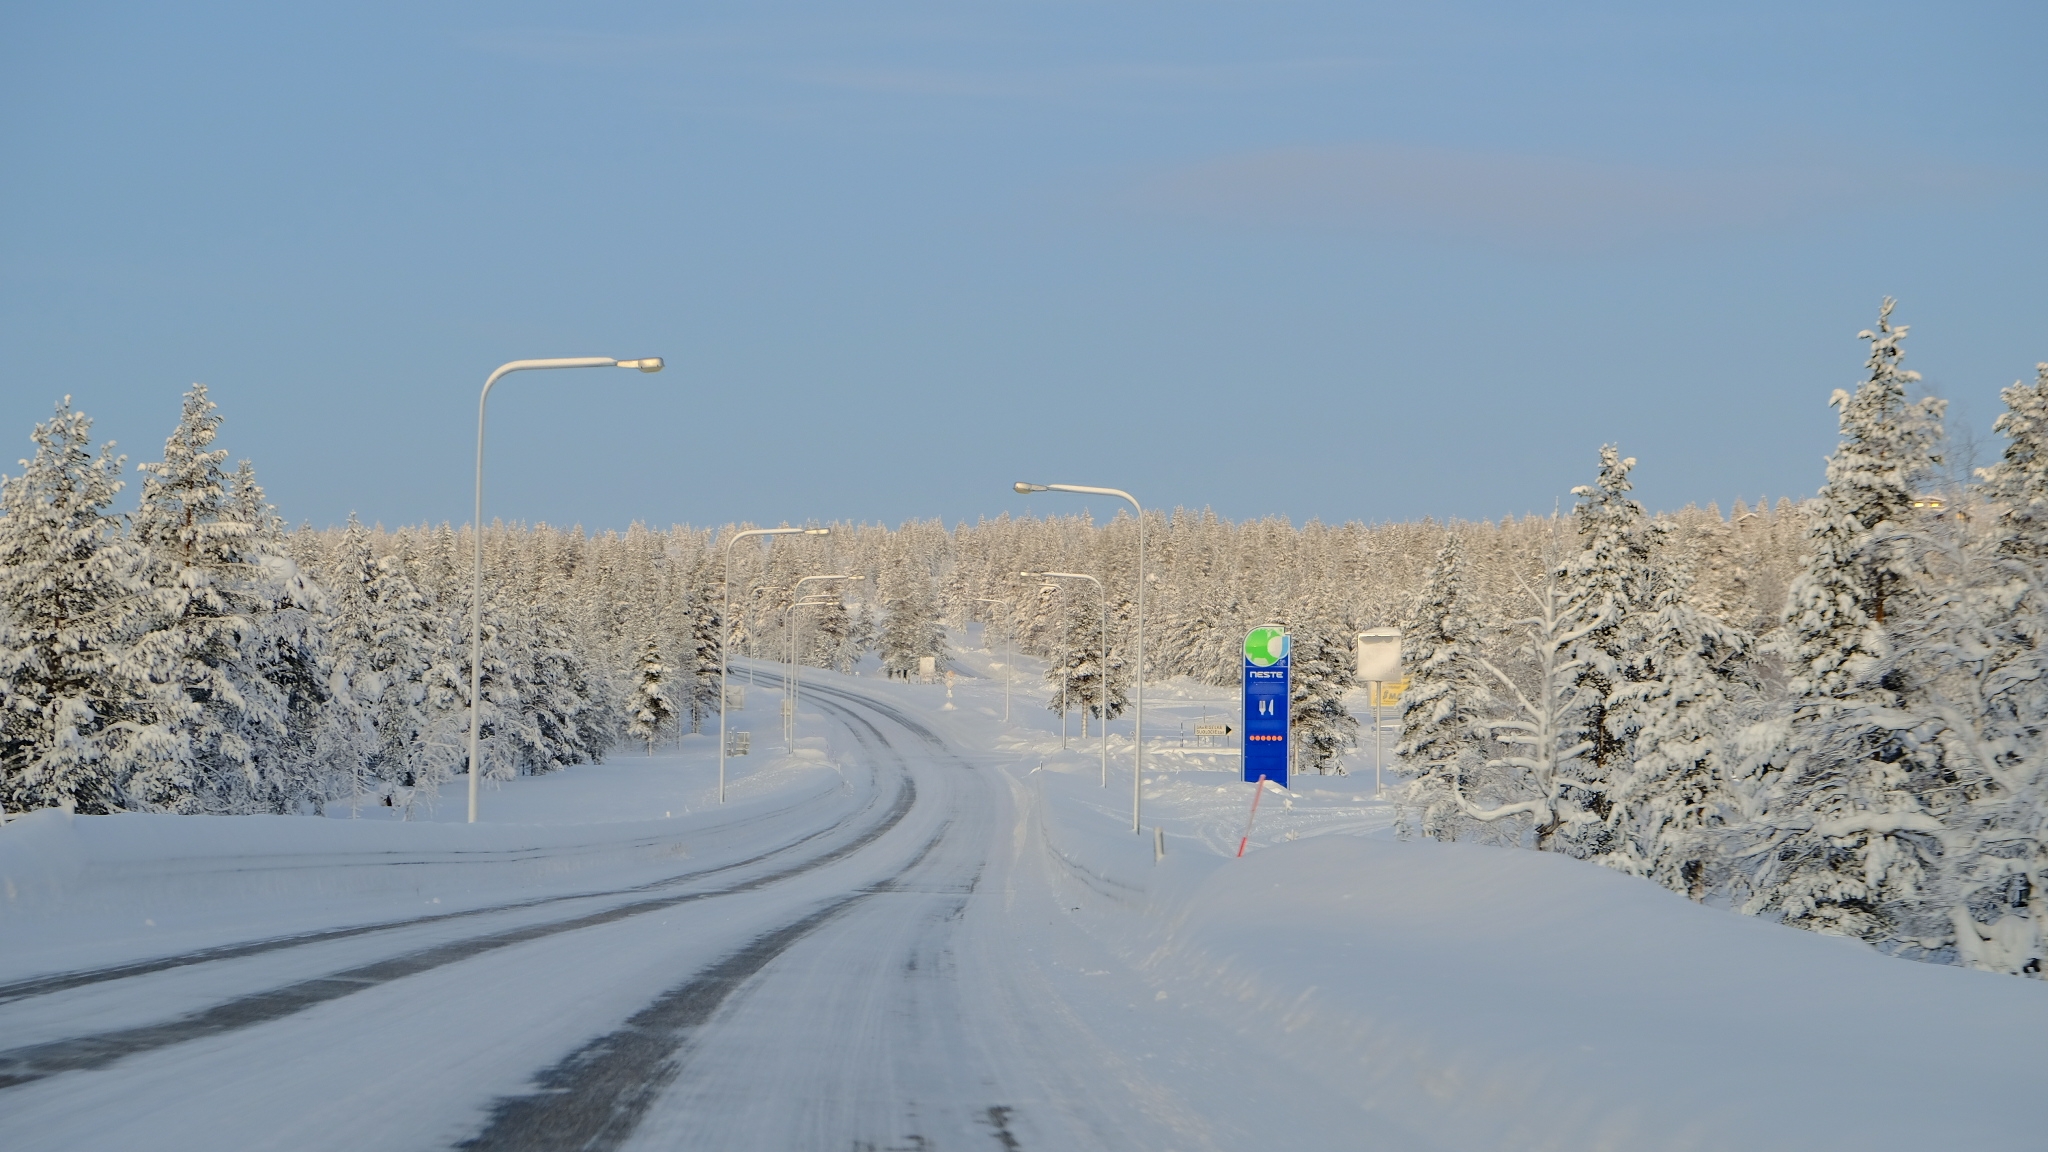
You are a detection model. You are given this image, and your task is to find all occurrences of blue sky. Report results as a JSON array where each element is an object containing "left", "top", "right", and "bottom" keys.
[{"left": 3, "top": 1, "right": 2043, "bottom": 531}]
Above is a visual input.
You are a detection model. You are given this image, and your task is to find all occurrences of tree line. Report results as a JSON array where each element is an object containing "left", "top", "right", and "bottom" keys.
[
  {"left": 1398, "top": 300, "right": 2048, "bottom": 980},
  {"left": 0, "top": 387, "right": 1812, "bottom": 819}
]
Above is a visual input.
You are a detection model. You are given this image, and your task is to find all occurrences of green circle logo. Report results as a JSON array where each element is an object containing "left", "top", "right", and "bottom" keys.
[{"left": 1244, "top": 627, "right": 1289, "bottom": 667}]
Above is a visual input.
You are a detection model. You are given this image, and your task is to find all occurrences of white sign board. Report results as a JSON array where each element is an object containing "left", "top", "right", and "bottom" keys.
[
  {"left": 918, "top": 655, "right": 937, "bottom": 683},
  {"left": 1357, "top": 628, "right": 1402, "bottom": 683}
]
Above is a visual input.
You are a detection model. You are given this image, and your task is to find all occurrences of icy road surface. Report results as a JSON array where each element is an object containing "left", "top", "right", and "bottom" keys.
[
  {"left": 0, "top": 671, "right": 1355, "bottom": 1150},
  {"left": 3, "top": 661, "right": 2044, "bottom": 1151}
]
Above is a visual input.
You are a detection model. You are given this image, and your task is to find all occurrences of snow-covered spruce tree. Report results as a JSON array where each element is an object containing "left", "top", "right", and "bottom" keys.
[
  {"left": 624, "top": 634, "right": 675, "bottom": 753},
  {"left": 1838, "top": 368, "right": 2048, "bottom": 976},
  {"left": 1287, "top": 609, "right": 1358, "bottom": 776},
  {"left": 878, "top": 553, "right": 947, "bottom": 679},
  {"left": 1875, "top": 512, "right": 2048, "bottom": 975},
  {"left": 226, "top": 460, "right": 339, "bottom": 813},
  {"left": 515, "top": 549, "right": 617, "bottom": 772},
  {"left": 359, "top": 529, "right": 460, "bottom": 808},
  {"left": 1555, "top": 445, "right": 1663, "bottom": 860},
  {"left": 0, "top": 401, "right": 151, "bottom": 814},
  {"left": 682, "top": 559, "right": 723, "bottom": 733},
  {"left": 311, "top": 516, "right": 391, "bottom": 810},
  {"left": 1743, "top": 299, "right": 1949, "bottom": 940},
  {"left": 1602, "top": 564, "right": 1761, "bottom": 897},
  {"left": 1978, "top": 363, "right": 2048, "bottom": 560},
  {"left": 1040, "top": 585, "right": 1128, "bottom": 734},
  {"left": 801, "top": 595, "right": 856, "bottom": 672},
  {"left": 389, "top": 530, "right": 470, "bottom": 805},
  {"left": 1398, "top": 534, "right": 1498, "bottom": 840},
  {"left": 124, "top": 386, "right": 329, "bottom": 814}
]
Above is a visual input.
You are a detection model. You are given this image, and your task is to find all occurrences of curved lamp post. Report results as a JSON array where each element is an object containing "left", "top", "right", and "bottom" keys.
[
  {"left": 469, "top": 356, "right": 663, "bottom": 824},
  {"left": 1014, "top": 481, "right": 1145, "bottom": 833},
  {"left": 720, "top": 526, "right": 829, "bottom": 802},
  {"left": 1023, "top": 571, "right": 1109, "bottom": 788},
  {"left": 786, "top": 575, "right": 851, "bottom": 748},
  {"left": 971, "top": 597, "right": 1013, "bottom": 723}
]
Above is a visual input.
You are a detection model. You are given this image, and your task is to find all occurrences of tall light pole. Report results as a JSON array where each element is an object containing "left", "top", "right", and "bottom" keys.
[
  {"left": 720, "top": 526, "right": 830, "bottom": 802},
  {"left": 971, "top": 597, "right": 1013, "bottom": 723},
  {"left": 786, "top": 575, "right": 851, "bottom": 748},
  {"left": 468, "top": 356, "right": 663, "bottom": 824},
  {"left": 1024, "top": 571, "right": 1109, "bottom": 788},
  {"left": 1014, "top": 481, "right": 1146, "bottom": 834}
]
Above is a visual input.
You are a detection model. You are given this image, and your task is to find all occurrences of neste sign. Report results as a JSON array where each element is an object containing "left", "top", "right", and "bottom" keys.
[{"left": 1242, "top": 626, "right": 1290, "bottom": 789}]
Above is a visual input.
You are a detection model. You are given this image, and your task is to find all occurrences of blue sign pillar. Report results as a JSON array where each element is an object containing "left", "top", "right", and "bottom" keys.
[{"left": 1242, "top": 626, "right": 1290, "bottom": 789}]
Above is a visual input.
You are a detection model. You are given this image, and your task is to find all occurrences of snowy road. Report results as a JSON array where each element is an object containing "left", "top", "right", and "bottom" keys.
[
  {"left": 9, "top": 668, "right": 2043, "bottom": 1151},
  {"left": 0, "top": 672, "right": 1342, "bottom": 1151}
]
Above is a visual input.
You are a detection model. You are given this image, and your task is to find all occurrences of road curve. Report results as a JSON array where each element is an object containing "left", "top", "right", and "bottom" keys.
[{"left": 1, "top": 670, "right": 1348, "bottom": 1151}]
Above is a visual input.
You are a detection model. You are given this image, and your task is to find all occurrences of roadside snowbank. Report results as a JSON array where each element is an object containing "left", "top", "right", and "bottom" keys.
[
  {"left": 0, "top": 704, "right": 852, "bottom": 982},
  {"left": 1015, "top": 747, "right": 2047, "bottom": 1151}
]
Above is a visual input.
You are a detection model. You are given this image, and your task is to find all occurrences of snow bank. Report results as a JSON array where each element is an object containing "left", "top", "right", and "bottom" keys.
[{"left": 1122, "top": 834, "right": 2047, "bottom": 1151}]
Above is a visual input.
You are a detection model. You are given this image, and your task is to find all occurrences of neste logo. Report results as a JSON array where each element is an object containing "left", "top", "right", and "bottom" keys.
[{"left": 1243, "top": 627, "right": 1289, "bottom": 667}]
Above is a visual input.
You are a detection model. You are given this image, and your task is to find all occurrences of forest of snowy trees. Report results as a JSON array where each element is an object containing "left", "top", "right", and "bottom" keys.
[
  {"left": 1400, "top": 301, "right": 2048, "bottom": 979},
  {"left": 2, "top": 300, "right": 2042, "bottom": 978}
]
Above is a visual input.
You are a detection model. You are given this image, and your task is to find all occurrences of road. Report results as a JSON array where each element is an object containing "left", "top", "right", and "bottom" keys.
[{"left": 0, "top": 670, "right": 1334, "bottom": 1152}]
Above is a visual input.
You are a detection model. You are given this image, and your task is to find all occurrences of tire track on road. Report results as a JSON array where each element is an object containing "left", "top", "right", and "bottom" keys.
[
  {"left": 453, "top": 674, "right": 986, "bottom": 1152},
  {"left": 0, "top": 696, "right": 916, "bottom": 1092},
  {"left": 0, "top": 799, "right": 857, "bottom": 1009},
  {"left": 455, "top": 822, "right": 956, "bottom": 1152}
]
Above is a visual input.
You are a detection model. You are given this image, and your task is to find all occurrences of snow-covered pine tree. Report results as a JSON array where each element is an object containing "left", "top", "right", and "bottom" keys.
[
  {"left": 1875, "top": 510, "right": 2048, "bottom": 975},
  {"left": 1978, "top": 363, "right": 2048, "bottom": 559},
  {"left": 1397, "top": 534, "right": 1497, "bottom": 840},
  {"left": 1556, "top": 445, "right": 1662, "bottom": 860},
  {"left": 0, "top": 401, "right": 151, "bottom": 814},
  {"left": 1840, "top": 368, "right": 2048, "bottom": 976},
  {"left": 1744, "top": 299, "right": 1949, "bottom": 940},
  {"left": 1603, "top": 565, "right": 1760, "bottom": 897},
  {"left": 682, "top": 558, "right": 723, "bottom": 733},
  {"left": 801, "top": 595, "right": 855, "bottom": 672},
  {"left": 1041, "top": 585, "right": 1128, "bottom": 732},
  {"left": 1287, "top": 609, "right": 1358, "bottom": 776},
  {"left": 312, "top": 515, "right": 388, "bottom": 810},
  {"left": 124, "top": 386, "right": 320, "bottom": 813},
  {"left": 878, "top": 552, "right": 948, "bottom": 679},
  {"left": 625, "top": 634, "right": 675, "bottom": 753},
  {"left": 388, "top": 530, "right": 470, "bottom": 807},
  {"left": 225, "top": 459, "right": 338, "bottom": 813}
]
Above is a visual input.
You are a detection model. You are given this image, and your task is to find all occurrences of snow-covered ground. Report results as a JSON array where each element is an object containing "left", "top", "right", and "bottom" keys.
[{"left": 2, "top": 647, "right": 2041, "bottom": 1150}]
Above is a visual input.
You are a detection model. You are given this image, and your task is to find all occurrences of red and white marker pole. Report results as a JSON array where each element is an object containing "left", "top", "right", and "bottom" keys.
[{"left": 1236, "top": 774, "right": 1268, "bottom": 858}]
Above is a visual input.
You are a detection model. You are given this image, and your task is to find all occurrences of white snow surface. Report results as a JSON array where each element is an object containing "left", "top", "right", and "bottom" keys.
[{"left": 1, "top": 655, "right": 2040, "bottom": 1150}]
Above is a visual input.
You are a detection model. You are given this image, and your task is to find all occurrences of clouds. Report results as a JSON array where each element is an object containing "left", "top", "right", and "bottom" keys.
[{"left": 1125, "top": 143, "right": 2032, "bottom": 252}]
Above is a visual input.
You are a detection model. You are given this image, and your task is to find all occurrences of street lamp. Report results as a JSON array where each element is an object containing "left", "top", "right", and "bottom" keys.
[
  {"left": 786, "top": 575, "right": 851, "bottom": 748},
  {"left": 1023, "top": 571, "right": 1109, "bottom": 789},
  {"left": 1013, "top": 481, "right": 1146, "bottom": 834},
  {"left": 970, "top": 597, "right": 1013, "bottom": 723},
  {"left": 720, "top": 525, "right": 830, "bottom": 802},
  {"left": 468, "top": 356, "right": 663, "bottom": 824}
]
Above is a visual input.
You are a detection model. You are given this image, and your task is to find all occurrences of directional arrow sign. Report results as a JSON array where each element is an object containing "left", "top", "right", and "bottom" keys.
[{"left": 1193, "top": 723, "right": 1232, "bottom": 737}]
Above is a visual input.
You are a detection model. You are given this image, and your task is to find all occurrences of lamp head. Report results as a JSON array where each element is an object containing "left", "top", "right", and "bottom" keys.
[
  {"left": 805, "top": 527, "right": 830, "bottom": 536},
  {"left": 1013, "top": 482, "right": 1047, "bottom": 494},
  {"left": 1019, "top": 570, "right": 1044, "bottom": 578},
  {"left": 615, "top": 357, "right": 664, "bottom": 373}
]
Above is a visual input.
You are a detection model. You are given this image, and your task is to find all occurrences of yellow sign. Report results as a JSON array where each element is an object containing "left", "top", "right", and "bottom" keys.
[{"left": 1368, "top": 677, "right": 1411, "bottom": 708}]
